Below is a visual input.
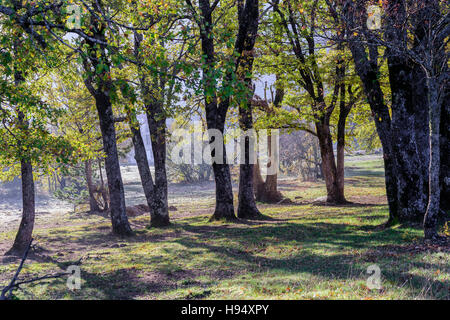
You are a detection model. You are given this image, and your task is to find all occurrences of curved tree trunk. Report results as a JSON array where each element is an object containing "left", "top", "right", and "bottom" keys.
[
  {"left": 7, "top": 159, "right": 35, "bottom": 256},
  {"left": 94, "top": 91, "right": 133, "bottom": 236},
  {"left": 129, "top": 117, "right": 158, "bottom": 224},
  {"left": 81, "top": 6, "right": 132, "bottom": 236}
]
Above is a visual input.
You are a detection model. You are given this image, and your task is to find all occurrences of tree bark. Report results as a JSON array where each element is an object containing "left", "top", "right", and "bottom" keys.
[
  {"left": 84, "top": 160, "right": 101, "bottom": 213},
  {"left": 7, "top": 159, "right": 35, "bottom": 256},
  {"left": 93, "top": 91, "right": 133, "bottom": 236},
  {"left": 129, "top": 117, "right": 158, "bottom": 223},
  {"left": 211, "top": 162, "right": 236, "bottom": 221},
  {"left": 440, "top": 89, "right": 450, "bottom": 211},
  {"left": 316, "top": 120, "right": 346, "bottom": 204},
  {"left": 236, "top": 0, "right": 261, "bottom": 219},
  {"left": 238, "top": 109, "right": 262, "bottom": 219},
  {"left": 193, "top": 0, "right": 237, "bottom": 221},
  {"left": 387, "top": 53, "right": 429, "bottom": 222},
  {"left": 424, "top": 76, "right": 441, "bottom": 239},
  {"left": 146, "top": 103, "right": 170, "bottom": 227},
  {"left": 133, "top": 30, "right": 170, "bottom": 227},
  {"left": 336, "top": 85, "right": 352, "bottom": 203},
  {"left": 98, "top": 158, "right": 109, "bottom": 211},
  {"left": 81, "top": 5, "right": 133, "bottom": 236},
  {"left": 254, "top": 134, "right": 283, "bottom": 203}
]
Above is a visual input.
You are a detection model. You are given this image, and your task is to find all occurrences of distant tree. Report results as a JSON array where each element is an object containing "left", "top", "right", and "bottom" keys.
[{"left": 256, "top": 0, "right": 362, "bottom": 204}]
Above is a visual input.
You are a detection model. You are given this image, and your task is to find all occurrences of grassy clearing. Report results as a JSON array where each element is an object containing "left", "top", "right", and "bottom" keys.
[{"left": 0, "top": 158, "right": 448, "bottom": 300}]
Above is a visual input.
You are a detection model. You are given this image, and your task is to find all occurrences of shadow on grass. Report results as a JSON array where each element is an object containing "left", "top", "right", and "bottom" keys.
[{"left": 6, "top": 204, "right": 448, "bottom": 300}]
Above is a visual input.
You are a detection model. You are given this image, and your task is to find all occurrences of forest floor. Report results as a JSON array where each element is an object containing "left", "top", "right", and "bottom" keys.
[{"left": 0, "top": 156, "right": 449, "bottom": 300}]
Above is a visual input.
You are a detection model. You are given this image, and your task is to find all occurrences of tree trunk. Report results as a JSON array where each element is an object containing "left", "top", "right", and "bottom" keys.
[
  {"left": 7, "top": 71, "right": 36, "bottom": 255},
  {"left": 254, "top": 134, "right": 283, "bottom": 203},
  {"left": 133, "top": 30, "right": 170, "bottom": 227},
  {"left": 253, "top": 160, "right": 266, "bottom": 200},
  {"left": 7, "top": 159, "right": 35, "bottom": 256},
  {"left": 388, "top": 56, "right": 429, "bottom": 223},
  {"left": 129, "top": 118, "right": 157, "bottom": 223},
  {"left": 94, "top": 91, "right": 133, "bottom": 236},
  {"left": 85, "top": 160, "right": 101, "bottom": 213},
  {"left": 316, "top": 121, "right": 346, "bottom": 204},
  {"left": 336, "top": 85, "right": 351, "bottom": 203},
  {"left": 146, "top": 105, "right": 170, "bottom": 227},
  {"left": 196, "top": 0, "right": 237, "bottom": 221},
  {"left": 211, "top": 162, "right": 237, "bottom": 221},
  {"left": 423, "top": 76, "right": 441, "bottom": 239},
  {"left": 237, "top": 108, "right": 262, "bottom": 219},
  {"left": 440, "top": 89, "right": 450, "bottom": 211},
  {"left": 236, "top": 0, "right": 262, "bottom": 219},
  {"left": 81, "top": 7, "right": 132, "bottom": 236},
  {"left": 98, "top": 158, "right": 109, "bottom": 211}
]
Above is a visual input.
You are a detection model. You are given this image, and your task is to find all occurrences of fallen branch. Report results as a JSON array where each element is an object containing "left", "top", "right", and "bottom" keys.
[
  {"left": 0, "top": 240, "right": 75, "bottom": 300},
  {"left": 1, "top": 239, "right": 33, "bottom": 300}
]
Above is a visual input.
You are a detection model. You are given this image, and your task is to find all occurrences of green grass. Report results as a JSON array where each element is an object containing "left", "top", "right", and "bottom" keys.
[{"left": 0, "top": 158, "right": 448, "bottom": 300}]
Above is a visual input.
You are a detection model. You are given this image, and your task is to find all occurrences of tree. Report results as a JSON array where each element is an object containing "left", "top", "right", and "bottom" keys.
[
  {"left": 0, "top": 34, "right": 72, "bottom": 255},
  {"left": 0, "top": 0, "right": 135, "bottom": 235},
  {"left": 258, "top": 0, "right": 360, "bottom": 204},
  {"left": 327, "top": 0, "right": 449, "bottom": 231},
  {"left": 185, "top": 0, "right": 265, "bottom": 220},
  {"left": 235, "top": 0, "right": 262, "bottom": 219},
  {"left": 252, "top": 82, "right": 285, "bottom": 203}
]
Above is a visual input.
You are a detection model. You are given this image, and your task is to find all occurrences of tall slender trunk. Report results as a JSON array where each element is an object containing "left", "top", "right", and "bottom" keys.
[
  {"left": 424, "top": 76, "right": 441, "bottom": 239},
  {"left": 146, "top": 105, "right": 170, "bottom": 227},
  {"left": 129, "top": 117, "right": 157, "bottom": 222},
  {"left": 7, "top": 70, "right": 36, "bottom": 255},
  {"left": 336, "top": 85, "right": 352, "bottom": 202},
  {"left": 98, "top": 158, "right": 109, "bottom": 211},
  {"left": 133, "top": 30, "right": 170, "bottom": 227},
  {"left": 7, "top": 159, "right": 35, "bottom": 255},
  {"left": 82, "top": 6, "right": 132, "bottom": 236},
  {"left": 237, "top": 107, "right": 262, "bottom": 219},
  {"left": 440, "top": 89, "right": 450, "bottom": 211},
  {"left": 195, "top": 0, "right": 237, "bottom": 221},
  {"left": 346, "top": 28, "right": 400, "bottom": 224},
  {"left": 94, "top": 91, "right": 132, "bottom": 236},
  {"left": 235, "top": 0, "right": 261, "bottom": 219},
  {"left": 84, "top": 159, "right": 101, "bottom": 213}
]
